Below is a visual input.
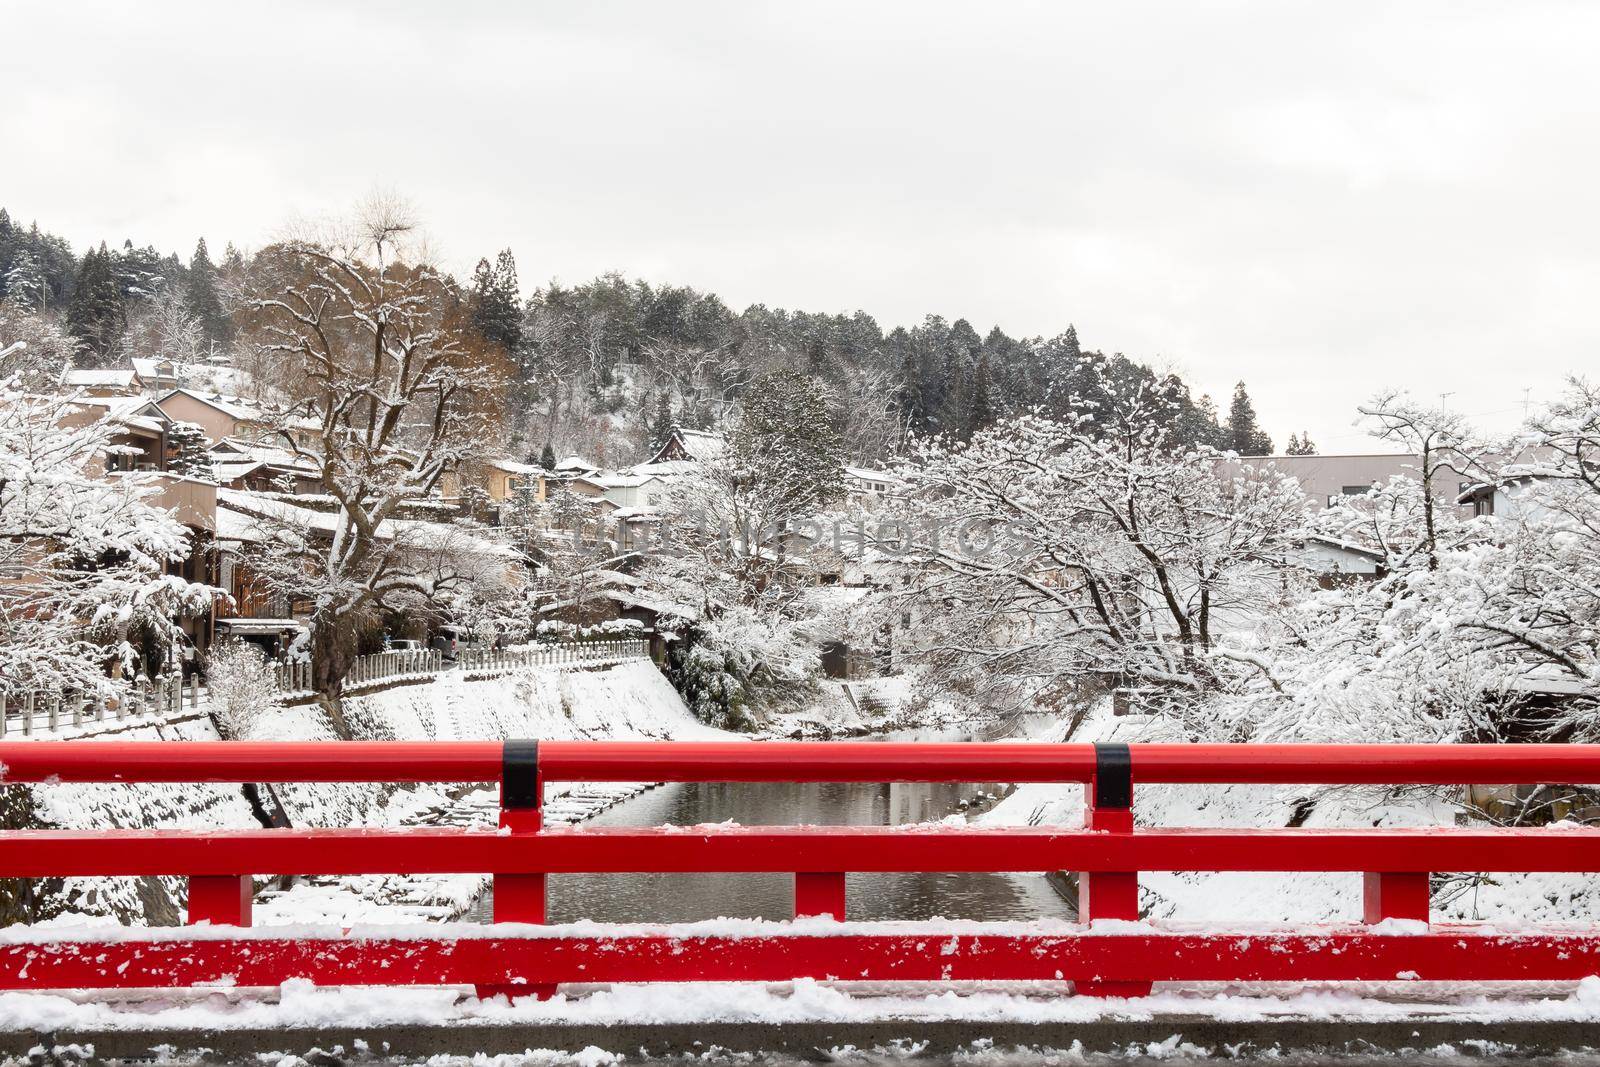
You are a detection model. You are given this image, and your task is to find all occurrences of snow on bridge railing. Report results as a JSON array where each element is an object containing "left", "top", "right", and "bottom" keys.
[{"left": 1, "top": 740, "right": 1599, "bottom": 1000}]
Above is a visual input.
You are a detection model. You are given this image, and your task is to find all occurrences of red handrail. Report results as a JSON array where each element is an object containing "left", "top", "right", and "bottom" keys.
[
  {"left": 2, "top": 739, "right": 1598, "bottom": 1001},
  {"left": 4, "top": 739, "right": 1599, "bottom": 784}
]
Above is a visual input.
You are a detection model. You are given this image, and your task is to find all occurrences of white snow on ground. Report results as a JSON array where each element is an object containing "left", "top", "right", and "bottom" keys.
[
  {"left": 4, "top": 975, "right": 1600, "bottom": 1033},
  {"left": 252, "top": 661, "right": 733, "bottom": 925},
  {"left": 14, "top": 661, "right": 731, "bottom": 926}
]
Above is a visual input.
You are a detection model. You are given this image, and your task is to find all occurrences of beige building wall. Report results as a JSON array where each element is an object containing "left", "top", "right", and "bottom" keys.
[
  {"left": 1232, "top": 454, "right": 1475, "bottom": 512},
  {"left": 155, "top": 392, "right": 241, "bottom": 443},
  {"left": 146, "top": 475, "right": 218, "bottom": 532}
]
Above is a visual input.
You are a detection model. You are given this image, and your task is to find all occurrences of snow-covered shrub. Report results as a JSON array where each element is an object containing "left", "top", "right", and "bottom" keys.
[{"left": 204, "top": 641, "right": 283, "bottom": 740}]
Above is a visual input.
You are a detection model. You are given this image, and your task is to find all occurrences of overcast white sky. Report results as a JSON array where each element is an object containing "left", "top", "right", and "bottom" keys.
[{"left": 7, "top": 1, "right": 1598, "bottom": 451}]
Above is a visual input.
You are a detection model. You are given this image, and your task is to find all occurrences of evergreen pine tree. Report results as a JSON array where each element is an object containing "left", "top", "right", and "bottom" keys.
[
  {"left": 894, "top": 330, "right": 925, "bottom": 435},
  {"left": 167, "top": 421, "right": 217, "bottom": 481},
  {"left": 1061, "top": 324, "right": 1081, "bottom": 362},
  {"left": 1226, "top": 381, "right": 1274, "bottom": 456},
  {"left": 66, "top": 244, "right": 125, "bottom": 361},
  {"left": 967, "top": 353, "right": 995, "bottom": 437},
  {"left": 539, "top": 442, "right": 557, "bottom": 470},
  {"left": 1285, "top": 431, "right": 1317, "bottom": 455},
  {"left": 470, "top": 249, "right": 523, "bottom": 354},
  {"left": 114, "top": 240, "right": 165, "bottom": 305},
  {"left": 735, "top": 370, "right": 845, "bottom": 512},
  {"left": 185, "top": 238, "right": 230, "bottom": 349},
  {"left": 4, "top": 250, "right": 45, "bottom": 310},
  {"left": 0, "top": 209, "right": 14, "bottom": 301},
  {"left": 648, "top": 391, "right": 674, "bottom": 450}
]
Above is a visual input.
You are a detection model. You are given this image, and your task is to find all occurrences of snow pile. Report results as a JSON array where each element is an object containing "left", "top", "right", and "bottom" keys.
[{"left": 4, "top": 974, "right": 1600, "bottom": 1033}]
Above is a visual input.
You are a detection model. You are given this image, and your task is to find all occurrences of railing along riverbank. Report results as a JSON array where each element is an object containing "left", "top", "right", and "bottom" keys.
[
  {"left": 4, "top": 638, "right": 651, "bottom": 737},
  {"left": 273, "top": 638, "right": 650, "bottom": 696},
  {"left": 0, "top": 741, "right": 1597, "bottom": 999}
]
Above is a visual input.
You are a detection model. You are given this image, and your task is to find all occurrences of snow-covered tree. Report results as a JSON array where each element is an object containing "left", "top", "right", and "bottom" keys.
[
  {"left": 236, "top": 198, "right": 514, "bottom": 701},
  {"left": 1356, "top": 392, "right": 1489, "bottom": 570},
  {"left": 887, "top": 369, "right": 1308, "bottom": 716},
  {"left": 0, "top": 300, "right": 81, "bottom": 391},
  {"left": 1187, "top": 383, "right": 1598, "bottom": 746},
  {"left": 166, "top": 421, "right": 216, "bottom": 481},
  {"left": 0, "top": 394, "right": 217, "bottom": 701},
  {"left": 3, "top": 250, "right": 45, "bottom": 311},
  {"left": 638, "top": 442, "right": 825, "bottom": 726},
  {"left": 125, "top": 284, "right": 205, "bottom": 366}
]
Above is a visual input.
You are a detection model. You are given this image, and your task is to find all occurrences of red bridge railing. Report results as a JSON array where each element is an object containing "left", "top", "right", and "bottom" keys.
[{"left": 2, "top": 740, "right": 1599, "bottom": 999}]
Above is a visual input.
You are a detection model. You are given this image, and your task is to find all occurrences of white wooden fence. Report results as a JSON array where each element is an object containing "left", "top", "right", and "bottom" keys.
[
  {"left": 0, "top": 673, "right": 208, "bottom": 738},
  {"left": 3, "top": 638, "right": 653, "bottom": 736},
  {"left": 276, "top": 638, "right": 651, "bottom": 696}
]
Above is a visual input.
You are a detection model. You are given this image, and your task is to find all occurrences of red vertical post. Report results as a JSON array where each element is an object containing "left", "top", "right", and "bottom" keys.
[
  {"left": 794, "top": 872, "right": 847, "bottom": 919},
  {"left": 1076, "top": 742, "right": 1150, "bottom": 998},
  {"left": 478, "top": 739, "right": 556, "bottom": 1002},
  {"left": 1363, "top": 872, "right": 1430, "bottom": 924},
  {"left": 187, "top": 875, "right": 252, "bottom": 926}
]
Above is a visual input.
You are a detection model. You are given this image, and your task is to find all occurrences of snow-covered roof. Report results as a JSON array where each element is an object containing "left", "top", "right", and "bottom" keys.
[
  {"left": 207, "top": 437, "right": 319, "bottom": 474},
  {"left": 68, "top": 395, "right": 171, "bottom": 435},
  {"left": 843, "top": 465, "right": 900, "bottom": 486},
  {"left": 647, "top": 426, "right": 727, "bottom": 465},
  {"left": 1302, "top": 534, "right": 1384, "bottom": 560},
  {"left": 554, "top": 455, "right": 597, "bottom": 472},
  {"left": 128, "top": 357, "right": 175, "bottom": 378},
  {"left": 627, "top": 459, "right": 698, "bottom": 477},
  {"left": 212, "top": 460, "right": 268, "bottom": 484},
  {"left": 491, "top": 458, "right": 546, "bottom": 476},
  {"left": 159, "top": 387, "right": 265, "bottom": 421},
  {"left": 216, "top": 489, "right": 512, "bottom": 558},
  {"left": 676, "top": 428, "right": 726, "bottom": 458},
  {"left": 158, "top": 388, "right": 322, "bottom": 432},
  {"left": 587, "top": 472, "right": 659, "bottom": 489},
  {"left": 62, "top": 368, "right": 140, "bottom": 389}
]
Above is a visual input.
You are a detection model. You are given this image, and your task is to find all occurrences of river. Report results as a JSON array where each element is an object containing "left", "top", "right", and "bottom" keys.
[{"left": 466, "top": 727, "right": 1074, "bottom": 925}]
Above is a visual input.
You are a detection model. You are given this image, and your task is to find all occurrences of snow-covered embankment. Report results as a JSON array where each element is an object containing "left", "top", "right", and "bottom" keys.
[{"left": 8, "top": 661, "right": 726, "bottom": 925}]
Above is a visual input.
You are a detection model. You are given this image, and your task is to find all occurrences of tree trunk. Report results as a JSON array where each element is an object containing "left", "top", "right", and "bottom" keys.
[{"left": 311, "top": 619, "right": 357, "bottom": 701}]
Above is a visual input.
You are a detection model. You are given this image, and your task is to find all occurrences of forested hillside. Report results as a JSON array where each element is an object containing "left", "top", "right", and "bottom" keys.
[{"left": 0, "top": 208, "right": 1278, "bottom": 465}]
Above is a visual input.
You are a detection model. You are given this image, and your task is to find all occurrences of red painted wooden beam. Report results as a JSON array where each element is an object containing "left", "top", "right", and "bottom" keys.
[
  {"left": 2, "top": 928, "right": 1598, "bottom": 990},
  {"left": 535, "top": 741, "right": 1097, "bottom": 783},
  {"left": 0, "top": 825, "right": 1596, "bottom": 877},
  {"left": 6, "top": 740, "right": 1599, "bottom": 787},
  {"left": 0, "top": 741, "right": 504, "bottom": 784}
]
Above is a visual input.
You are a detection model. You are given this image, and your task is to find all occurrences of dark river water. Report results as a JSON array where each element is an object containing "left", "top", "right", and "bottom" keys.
[{"left": 466, "top": 739, "right": 1073, "bottom": 924}]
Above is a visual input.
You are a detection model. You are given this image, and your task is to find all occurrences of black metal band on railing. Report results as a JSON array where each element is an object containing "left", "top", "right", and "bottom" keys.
[
  {"left": 502, "top": 739, "right": 541, "bottom": 809},
  {"left": 1093, "top": 742, "right": 1133, "bottom": 809}
]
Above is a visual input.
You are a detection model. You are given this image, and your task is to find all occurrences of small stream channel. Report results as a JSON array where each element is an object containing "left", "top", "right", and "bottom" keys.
[{"left": 465, "top": 725, "right": 1074, "bottom": 924}]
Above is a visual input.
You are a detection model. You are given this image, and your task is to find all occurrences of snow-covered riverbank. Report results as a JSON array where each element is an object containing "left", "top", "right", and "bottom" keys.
[
  {"left": 11, "top": 661, "right": 732, "bottom": 926},
  {"left": 977, "top": 701, "right": 1600, "bottom": 927}
]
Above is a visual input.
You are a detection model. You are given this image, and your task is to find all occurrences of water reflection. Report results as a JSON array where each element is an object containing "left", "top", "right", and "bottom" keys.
[{"left": 469, "top": 777, "right": 1072, "bottom": 924}]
